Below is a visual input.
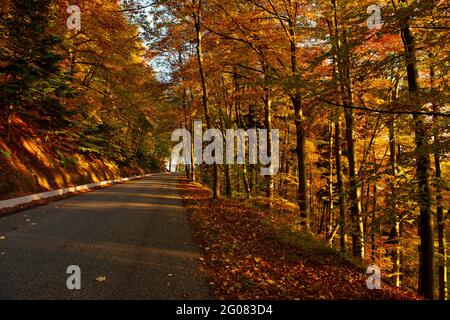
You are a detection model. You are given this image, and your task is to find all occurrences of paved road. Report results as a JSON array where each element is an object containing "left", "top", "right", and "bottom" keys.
[{"left": 0, "top": 174, "right": 212, "bottom": 300}]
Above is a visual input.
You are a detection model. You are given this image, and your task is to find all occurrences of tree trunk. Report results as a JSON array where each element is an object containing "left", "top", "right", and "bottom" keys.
[
  {"left": 388, "top": 71, "right": 401, "bottom": 287},
  {"left": 263, "top": 68, "right": 274, "bottom": 199},
  {"left": 327, "top": 118, "right": 334, "bottom": 239},
  {"left": 193, "top": 0, "right": 220, "bottom": 199},
  {"left": 289, "top": 21, "right": 310, "bottom": 230},
  {"left": 190, "top": 118, "right": 196, "bottom": 182},
  {"left": 430, "top": 61, "right": 447, "bottom": 300},
  {"left": 328, "top": 9, "right": 347, "bottom": 253},
  {"left": 335, "top": 116, "right": 347, "bottom": 253},
  {"left": 435, "top": 146, "right": 447, "bottom": 300},
  {"left": 342, "top": 29, "right": 364, "bottom": 259},
  {"left": 399, "top": 1, "right": 434, "bottom": 299},
  {"left": 218, "top": 84, "right": 233, "bottom": 198},
  {"left": 388, "top": 121, "right": 401, "bottom": 287},
  {"left": 232, "top": 75, "right": 250, "bottom": 198},
  {"left": 310, "top": 163, "right": 315, "bottom": 228},
  {"left": 183, "top": 92, "right": 192, "bottom": 180},
  {"left": 371, "top": 184, "right": 377, "bottom": 263},
  {"left": 293, "top": 96, "right": 310, "bottom": 230}
]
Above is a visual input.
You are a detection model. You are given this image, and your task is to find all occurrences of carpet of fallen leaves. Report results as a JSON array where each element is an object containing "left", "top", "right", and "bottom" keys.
[{"left": 182, "top": 181, "right": 421, "bottom": 300}]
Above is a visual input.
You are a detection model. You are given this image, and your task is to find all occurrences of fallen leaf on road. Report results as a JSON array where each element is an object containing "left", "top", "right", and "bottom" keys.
[
  {"left": 0, "top": 236, "right": 5, "bottom": 240},
  {"left": 96, "top": 276, "right": 107, "bottom": 282}
]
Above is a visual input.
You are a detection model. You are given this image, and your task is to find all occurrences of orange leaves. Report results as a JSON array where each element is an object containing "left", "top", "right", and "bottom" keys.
[{"left": 183, "top": 181, "right": 421, "bottom": 300}]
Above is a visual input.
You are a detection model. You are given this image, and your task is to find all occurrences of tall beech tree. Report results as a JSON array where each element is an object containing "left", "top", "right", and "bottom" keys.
[{"left": 396, "top": 0, "right": 434, "bottom": 300}]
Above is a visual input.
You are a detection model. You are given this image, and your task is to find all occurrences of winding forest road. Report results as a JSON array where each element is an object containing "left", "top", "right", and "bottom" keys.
[{"left": 0, "top": 173, "right": 212, "bottom": 300}]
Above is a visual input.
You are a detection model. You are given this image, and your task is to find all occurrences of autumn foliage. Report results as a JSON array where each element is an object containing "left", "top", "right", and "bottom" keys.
[
  {"left": 183, "top": 180, "right": 420, "bottom": 300},
  {"left": 131, "top": 0, "right": 449, "bottom": 299},
  {"left": 0, "top": 0, "right": 169, "bottom": 197},
  {"left": 0, "top": 0, "right": 448, "bottom": 300}
]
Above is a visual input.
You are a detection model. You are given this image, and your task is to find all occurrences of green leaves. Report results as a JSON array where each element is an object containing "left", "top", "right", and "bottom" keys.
[
  {"left": 59, "top": 157, "right": 78, "bottom": 168},
  {"left": 1, "top": 150, "right": 12, "bottom": 158},
  {"left": 0, "top": 0, "right": 73, "bottom": 130}
]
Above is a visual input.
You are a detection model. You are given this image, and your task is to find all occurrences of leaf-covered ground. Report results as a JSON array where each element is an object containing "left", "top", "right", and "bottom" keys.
[{"left": 182, "top": 181, "right": 421, "bottom": 300}]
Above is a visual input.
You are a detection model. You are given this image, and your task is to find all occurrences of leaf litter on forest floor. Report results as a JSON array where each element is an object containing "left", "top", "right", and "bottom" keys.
[{"left": 182, "top": 181, "right": 420, "bottom": 300}]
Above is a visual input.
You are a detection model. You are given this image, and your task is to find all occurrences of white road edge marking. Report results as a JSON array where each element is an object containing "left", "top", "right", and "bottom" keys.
[{"left": 0, "top": 174, "right": 155, "bottom": 209}]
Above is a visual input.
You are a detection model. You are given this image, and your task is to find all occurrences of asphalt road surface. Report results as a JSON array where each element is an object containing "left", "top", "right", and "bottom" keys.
[{"left": 0, "top": 173, "right": 212, "bottom": 300}]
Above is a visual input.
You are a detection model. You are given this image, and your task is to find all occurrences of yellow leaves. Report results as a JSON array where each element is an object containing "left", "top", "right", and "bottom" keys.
[{"left": 95, "top": 276, "right": 107, "bottom": 282}]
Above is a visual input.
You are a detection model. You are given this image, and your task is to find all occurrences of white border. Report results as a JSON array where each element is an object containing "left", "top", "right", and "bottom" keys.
[{"left": 0, "top": 174, "right": 154, "bottom": 209}]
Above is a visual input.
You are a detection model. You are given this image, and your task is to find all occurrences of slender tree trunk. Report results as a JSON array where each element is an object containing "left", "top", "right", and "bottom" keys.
[
  {"left": 233, "top": 74, "right": 250, "bottom": 198},
  {"left": 223, "top": 163, "right": 232, "bottom": 197},
  {"left": 293, "top": 96, "right": 310, "bottom": 230},
  {"left": 342, "top": 29, "right": 364, "bottom": 259},
  {"left": 388, "top": 121, "right": 401, "bottom": 287},
  {"left": 327, "top": 118, "right": 334, "bottom": 238},
  {"left": 328, "top": 10, "right": 347, "bottom": 253},
  {"left": 371, "top": 184, "right": 378, "bottom": 263},
  {"left": 282, "top": 128, "right": 291, "bottom": 199},
  {"left": 179, "top": 52, "right": 192, "bottom": 181},
  {"left": 288, "top": 21, "right": 309, "bottom": 230},
  {"left": 193, "top": 0, "right": 220, "bottom": 199},
  {"left": 242, "top": 165, "right": 251, "bottom": 198},
  {"left": 310, "top": 163, "right": 315, "bottom": 228},
  {"left": 318, "top": 204, "right": 325, "bottom": 236},
  {"left": 430, "top": 62, "right": 447, "bottom": 300},
  {"left": 263, "top": 67, "right": 274, "bottom": 199},
  {"left": 435, "top": 145, "right": 447, "bottom": 300},
  {"left": 218, "top": 83, "right": 233, "bottom": 198},
  {"left": 248, "top": 103, "right": 258, "bottom": 196},
  {"left": 190, "top": 118, "right": 196, "bottom": 182},
  {"left": 388, "top": 71, "right": 401, "bottom": 287},
  {"left": 335, "top": 116, "right": 347, "bottom": 253},
  {"left": 399, "top": 1, "right": 434, "bottom": 299},
  {"left": 182, "top": 92, "right": 191, "bottom": 180}
]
